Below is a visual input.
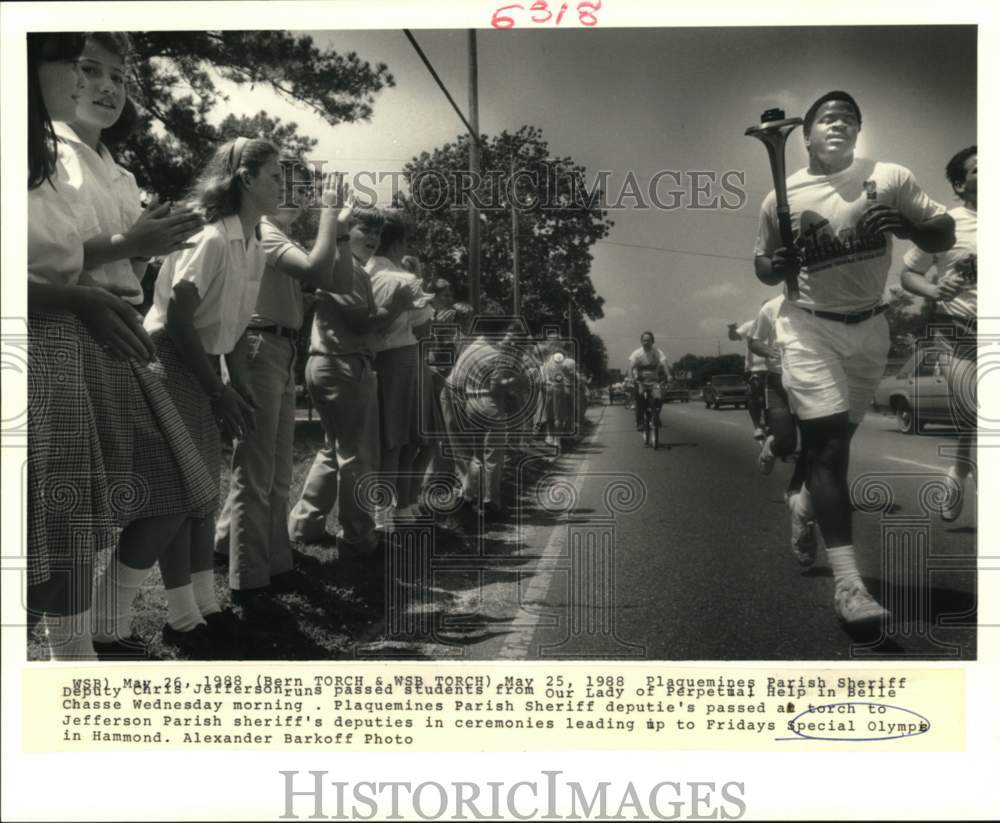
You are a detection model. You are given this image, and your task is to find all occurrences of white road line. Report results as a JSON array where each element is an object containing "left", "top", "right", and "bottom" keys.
[
  {"left": 882, "top": 455, "right": 948, "bottom": 472},
  {"left": 495, "top": 415, "right": 604, "bottom": 660}
]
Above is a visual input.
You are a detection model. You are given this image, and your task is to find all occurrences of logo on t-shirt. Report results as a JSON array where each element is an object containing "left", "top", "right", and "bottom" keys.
[
  {"left": 797, "top": 209, "right": 886, "bottom": 272},
  {"left": 863, "top": 180, "right": 878, "bottom": 201}
]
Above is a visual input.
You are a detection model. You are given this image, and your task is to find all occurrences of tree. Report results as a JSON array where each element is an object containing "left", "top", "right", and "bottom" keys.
[
  {"left": 672, "top": 353, "right": 745, "bottom": 386},
  {"left": 116, "top": 31, "right": 394, "bottom": 202},
  {"left": 885, "top": 286, "right": 934, "bottom": 360},
  {"left": 397, "top": 126, "right": 615, "bottom": 379}
]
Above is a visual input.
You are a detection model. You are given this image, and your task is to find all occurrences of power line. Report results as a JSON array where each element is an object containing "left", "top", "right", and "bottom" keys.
[
  {"left": 402, "top": 30, "right": 482, "bottom": 148},
  {"left": 596, "top": 239, "right": 751, "bottom": 263}
]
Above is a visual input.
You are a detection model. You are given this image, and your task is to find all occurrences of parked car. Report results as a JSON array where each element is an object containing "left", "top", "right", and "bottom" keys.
[
  {"left": 872, "top": 347, "right": 954, "bottom": 434},
  {"left": 661, "top": 382, "right": 690, "bottom": 403},
  {"left": 703, "top": 374, "right": 750, "bottom": 409}
]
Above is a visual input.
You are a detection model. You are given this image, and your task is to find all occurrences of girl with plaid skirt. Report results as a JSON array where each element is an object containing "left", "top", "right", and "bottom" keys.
[
  {"left": 140, "top": 137, "right": 282, "bottom": 656},
  {"left": 26, "top": 33, "right": 210, "bottom": 660},
  {"left": 52, "top": 32, "right": 222, "bottom": 659}
]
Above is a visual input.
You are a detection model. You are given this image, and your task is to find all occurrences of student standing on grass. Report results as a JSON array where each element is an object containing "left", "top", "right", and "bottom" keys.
[
  {"left": 365, "top": 212, "right": 434, "bottom": 527},
  {"left": 899, "top": 145, "right": 977, "bottom": 523},
  {"left": 214, "top": 173, "right": 358, "bottom": 596},
  {"left": 28, "top": 32, "right": 212, "bottom": 661},
  {"left": 139, "top": 136, "right": 281, "bottom": 657},
  {"left": 287, "top": 209, "right": 412, "bottom": 552}
]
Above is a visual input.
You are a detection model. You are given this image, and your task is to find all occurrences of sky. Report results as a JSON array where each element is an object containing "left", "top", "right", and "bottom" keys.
[{"left": 216, "top": 26, "right": 977, "bottom": 368}]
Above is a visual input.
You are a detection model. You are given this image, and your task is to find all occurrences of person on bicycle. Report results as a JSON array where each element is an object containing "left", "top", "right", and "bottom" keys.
[{"left": 628, "top": 331, "right": 671, "bottom": 432}]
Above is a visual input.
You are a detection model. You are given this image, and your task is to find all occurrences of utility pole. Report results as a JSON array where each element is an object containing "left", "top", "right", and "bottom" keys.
[
  {"left": 468, "top": 30, "right": 481, "bottom": 314},
  {"left": 510, "top": 154, "right": 520, "bottom": 316}
]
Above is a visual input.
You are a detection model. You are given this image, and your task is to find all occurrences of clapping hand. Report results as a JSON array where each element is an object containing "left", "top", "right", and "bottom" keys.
[{"left": 127, "top": 196, "right": 204, "bottom": 257}]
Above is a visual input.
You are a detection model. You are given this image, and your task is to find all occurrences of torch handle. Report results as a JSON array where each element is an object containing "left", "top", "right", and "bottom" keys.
[{"left": 775, "top": 204, "right": 800, "bottom": 301}]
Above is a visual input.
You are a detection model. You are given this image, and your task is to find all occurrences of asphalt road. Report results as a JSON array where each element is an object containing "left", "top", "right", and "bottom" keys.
[{"left": 455, "top": 400, "right": 978, "bottom": 661}]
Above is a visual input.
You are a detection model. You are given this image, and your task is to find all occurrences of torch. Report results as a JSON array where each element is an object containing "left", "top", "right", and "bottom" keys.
[{"left": 745, "top": 108, "right": 803, "bottom": 300}]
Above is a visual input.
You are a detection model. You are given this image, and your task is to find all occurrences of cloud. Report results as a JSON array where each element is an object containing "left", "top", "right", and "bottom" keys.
[
  {"left": 692, "top": 282, "right": 741, "bottom": 300},
  {"left": 752, "top": 89, "right": 801, "bottom": 116}
]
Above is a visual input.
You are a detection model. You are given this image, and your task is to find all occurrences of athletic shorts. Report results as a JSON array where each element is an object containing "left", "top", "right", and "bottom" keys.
[{"left": 775, "top": 302, "right": 889, "bottom": 424}]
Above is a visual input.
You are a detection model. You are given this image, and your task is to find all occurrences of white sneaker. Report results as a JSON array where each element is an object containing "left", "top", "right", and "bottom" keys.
[
  {"left": 753, "top": 427, "right": 766, "bottom": 442},
  {"left": 789, "top": 493, "right": 817, "bottom": 567},
  {"left": 941, "top": 469, "right": 965, "bottom": 522},
  {"left": 834, "top": 580, "right": 890, "bottom": 626},
  {"left": 758, "top": 436, "right": 776, "bottom": 475}
]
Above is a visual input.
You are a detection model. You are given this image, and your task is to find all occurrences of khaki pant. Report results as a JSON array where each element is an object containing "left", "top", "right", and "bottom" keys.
[
  {"left": 287, "top": 353, "right": 380, "bottom": 547},
  {"left": 215, "top": 331, "right": 296, "bottom": 590}
]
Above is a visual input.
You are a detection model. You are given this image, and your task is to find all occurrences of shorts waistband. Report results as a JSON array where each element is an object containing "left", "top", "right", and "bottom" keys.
[{"left": 796, "top": 304, "right": 888, "bottom": 324}]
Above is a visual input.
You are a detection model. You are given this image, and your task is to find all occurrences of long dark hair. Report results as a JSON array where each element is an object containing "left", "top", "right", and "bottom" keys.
[
  {"left": 27, "top": 32, "right": 85, "bottom": 189},
  {"left": 188, "top": 137, "right": 279, "bottom": 223}
]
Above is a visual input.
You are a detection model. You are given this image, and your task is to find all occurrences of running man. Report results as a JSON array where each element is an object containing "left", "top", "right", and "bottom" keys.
[
  {"left": 749, "top": 295, "right": 815, "bottom": 565},
  {"left": 899, "top": 145, "right": 977, "bottom": 522},
  {"left": 628, "top": 331, "right": 671, "bottom": 434},
  {"left": 754, "top": 90, "right": 955, "bottom": 627},
  {"left": 728, "top": 314, "right": 768, "bottom": 440}
]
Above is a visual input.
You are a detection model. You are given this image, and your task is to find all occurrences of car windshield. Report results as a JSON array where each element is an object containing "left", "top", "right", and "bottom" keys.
[{"left": 712, "top": 376, "right": 743, "bottom": 386}]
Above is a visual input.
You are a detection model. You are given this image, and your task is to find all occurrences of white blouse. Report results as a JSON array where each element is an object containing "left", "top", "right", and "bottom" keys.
[
  {"left": 28, "top": 150, "right": 100, "bottom": 287},
  {"left": 53, "top": 122, "right": 146, "bottom": 304},
  {"left": 143, "top": 215, "right": 265, "bottom": 355}
]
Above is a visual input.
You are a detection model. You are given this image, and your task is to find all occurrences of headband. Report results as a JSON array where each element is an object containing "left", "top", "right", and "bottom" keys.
[{"left": 227, "top": 136, "right": 250, "bottom": 173}]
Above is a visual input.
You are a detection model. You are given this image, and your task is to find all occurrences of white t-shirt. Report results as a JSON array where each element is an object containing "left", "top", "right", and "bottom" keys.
[
  {"left": 903, "top": 206, "right": 976, "bottom": 321},
  {"left": 755, "top": 159, "right": 946, "bottom": 312},
  {"left": 54, "top": 122, "right": 146, "bottom": 304},
  {"left": 734, "top": 319, "right": 765, "bottom": 372},
  {"left": 144, "top": 215, "right": 265, "bottom": 355},
  {"left": 252, "top": 219, "right": 305, "bottom": 330},
  {"left": 749, "top": 295, "right": 784, "bottom": 375},
  {"left": 628, "top": 347, "right": 670, "bottom": 382}
]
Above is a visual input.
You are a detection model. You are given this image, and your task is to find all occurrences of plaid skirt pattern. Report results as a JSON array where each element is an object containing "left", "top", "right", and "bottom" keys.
[
  {"left": 147, "top": 332, "right": 223, "bottom": 516},
  {"left": 27, "top": 312, "right": 115, "bottom": 587},
  {"left": 79, "top": 331, "right": 219, "bottom": 523}
]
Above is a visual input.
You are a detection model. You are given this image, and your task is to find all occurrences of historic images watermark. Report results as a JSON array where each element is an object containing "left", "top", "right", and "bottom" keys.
[
  {"left": 279, "top": 162, "right": 749, "bottom": 213},
  {"left": 279, "top": 770, "right": 748, "bottom": 820}
]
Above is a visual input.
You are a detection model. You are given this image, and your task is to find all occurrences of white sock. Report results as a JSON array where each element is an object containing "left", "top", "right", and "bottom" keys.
[
  {"left": 797, "top": 485, "right": 813, "bottom": 519},
  {"left": 191, "top": 570, "right": 221, "bottom": 617},
  {"left": 165, "top": 585, "right": 205, "bottom": 631},
  {"left": 92, "top": 560, "right": 151, "bottom": 642},
  {"left": 827, "top": 545, "right": 862, "bottom": 588},
  {"left": 44, "top": 612, "right": 97, "bottom": 661}
]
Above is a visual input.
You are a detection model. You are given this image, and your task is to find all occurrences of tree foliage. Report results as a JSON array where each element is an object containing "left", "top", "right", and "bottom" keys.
[
  {"left": 116, "top": 31, "right": 394, "bottom": 202},
  {"left": 397, "top": 126, "right": 614, "bottom": 381},
  {"left": 671, "top": 353, "right": 746, "bottom": 386},
  {"left": 884, "top": 286, "right": 935, "bottom": 360}
]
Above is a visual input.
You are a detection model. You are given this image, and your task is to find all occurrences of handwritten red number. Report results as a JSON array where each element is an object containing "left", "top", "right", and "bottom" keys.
[
  {"left": 577, "top": 0, "right": 601, "bottom": 26},
  {"left": 530, "top": 0, "right": 553, "bottom": 22},
  {"left": 556, "top": 2, "right": 569, "bottom": 23},
  {"left": 492, "top": 3, "right": 523, "bottom": 28}
]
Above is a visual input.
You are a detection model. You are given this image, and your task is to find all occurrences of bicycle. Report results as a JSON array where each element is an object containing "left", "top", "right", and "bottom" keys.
[{"left": 639, "top": 383, "right": 662, "bottom": 449}]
